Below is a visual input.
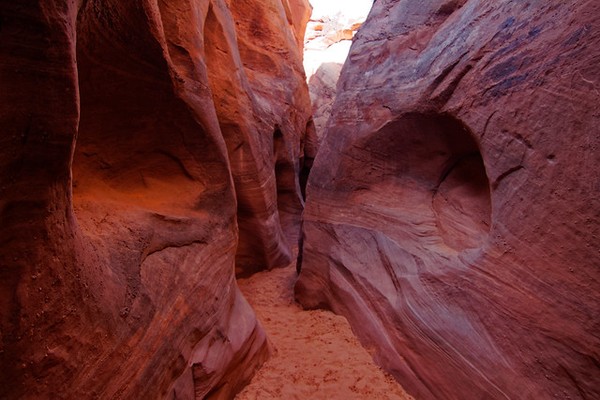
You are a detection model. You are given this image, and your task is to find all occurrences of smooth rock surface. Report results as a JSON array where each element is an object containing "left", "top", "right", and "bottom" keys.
[
  {"left": 297, "top": 1, "right": 600, "bottom": 399},
  {"left": 0, "top": 0, "right": 311, "bottom": 398}
]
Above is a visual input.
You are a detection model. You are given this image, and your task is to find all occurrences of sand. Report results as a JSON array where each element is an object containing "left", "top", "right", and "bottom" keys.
[{"left": 235, "top": 265, "right": 414, "bottom": 400}]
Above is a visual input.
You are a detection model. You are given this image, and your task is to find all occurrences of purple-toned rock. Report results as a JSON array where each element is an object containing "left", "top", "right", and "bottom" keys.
[{"left": 296, "top": 1, "right": 600, "bottom": 399}]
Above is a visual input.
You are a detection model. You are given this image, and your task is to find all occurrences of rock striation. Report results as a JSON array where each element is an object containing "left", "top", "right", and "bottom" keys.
[
  {"left": 296, "top": 0, "right": 600, "bottom": 399},
  {"left": 0, "top": 0, "right": 310, "bottom": 398}
]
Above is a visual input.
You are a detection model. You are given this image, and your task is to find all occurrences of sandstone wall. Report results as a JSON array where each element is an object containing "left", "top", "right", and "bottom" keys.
[
  {"left": 296, "top": 1, "right": 600, "bottom": 398},
  {"left": 0, "top": 0, "right": 311, "bottom": 398}
]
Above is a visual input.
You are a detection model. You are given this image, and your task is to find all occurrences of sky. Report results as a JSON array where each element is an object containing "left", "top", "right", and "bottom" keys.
[
  {"left": 303, "top": 0, "right": 374, "bottom": 79},
  {"left": 309, "top": 0, "right": 373, "bottom": 22}
]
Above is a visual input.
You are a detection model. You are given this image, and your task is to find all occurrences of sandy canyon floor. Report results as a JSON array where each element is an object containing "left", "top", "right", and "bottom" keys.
[{"left": 236, "top": 265, "right": 413, "bottom": 399}]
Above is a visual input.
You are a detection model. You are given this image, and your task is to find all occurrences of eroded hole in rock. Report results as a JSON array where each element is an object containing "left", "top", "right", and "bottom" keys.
[
  {"left": 73, "top": 8, "right": 214, "bottom": 216},
  {"left": 71, "top": 1, "right": 235, "bottom": 326},
  {"left": 433, "top": 152, "right": 491, "bottom": 250},
  {"left": 357, "top": 113, "right": 491, "bottom": 251}
]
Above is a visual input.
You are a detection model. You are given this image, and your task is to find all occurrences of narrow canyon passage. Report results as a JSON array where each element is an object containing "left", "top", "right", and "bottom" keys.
[
  {"left": 1, "top": 1, "right": 598, "bottom": 398},
  {"left": 233, "top": 3, "right": 414, "bottom": 397},
  {"left": 235, "top": 265, "right": 413, "bottom": 399}
]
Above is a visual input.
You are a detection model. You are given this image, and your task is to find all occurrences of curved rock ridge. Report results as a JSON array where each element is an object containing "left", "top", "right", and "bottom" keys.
[
  {"left": 0, "top": 0, "right": 311, "bottom": 398},
  {"left": 200, "top": 0, "right": 312, "bottom": 276},
  {"left": 296, "top": 0, "right": 600, "bottom": 399}
]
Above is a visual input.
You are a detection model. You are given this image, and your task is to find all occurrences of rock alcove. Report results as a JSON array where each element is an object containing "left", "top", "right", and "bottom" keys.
[{"left": 354, "top": 113, "right": 492, "bottom": 252}]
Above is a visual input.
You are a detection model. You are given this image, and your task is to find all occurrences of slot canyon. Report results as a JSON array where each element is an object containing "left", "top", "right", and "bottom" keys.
[{"left": 0, "top": 0, "right": 598, "bottom": 399}]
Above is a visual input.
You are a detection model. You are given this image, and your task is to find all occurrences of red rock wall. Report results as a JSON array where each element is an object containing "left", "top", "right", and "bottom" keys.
[
  {"left": 0, "top": 0, "right": 310, "bottom": 398},
  {"left": 296, "top": 1, "right": 600, "bottom": 399},
  {"left": 204, "top": 0, "right": 311, "bottom": 276}
]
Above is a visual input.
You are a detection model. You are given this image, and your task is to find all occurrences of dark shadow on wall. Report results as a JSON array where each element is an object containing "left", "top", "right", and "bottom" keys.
[{"left": 355, "top": 112, "right": 491, "bottom": 250}]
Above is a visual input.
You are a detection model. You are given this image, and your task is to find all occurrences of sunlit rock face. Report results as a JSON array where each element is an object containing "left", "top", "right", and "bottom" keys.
[
  {"left": 302, "top": 0, "right": 372, "bottom": 162},
  {"left": 296, "top": 1, "right": 600, "bottom": 399},
  {"left": 0, "top": 0, "right": 311, "bottom": 398}
]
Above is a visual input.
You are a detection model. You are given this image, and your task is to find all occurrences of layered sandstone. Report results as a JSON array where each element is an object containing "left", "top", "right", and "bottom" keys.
[
  {"left": 0, "top": 0, "right": 310, "bottom": 398},
  {"left": 297, "top": 1, "right": 600, "bottom": 399}
]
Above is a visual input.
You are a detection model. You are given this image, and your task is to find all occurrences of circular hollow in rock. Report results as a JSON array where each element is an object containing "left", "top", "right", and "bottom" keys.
[
  {"left": 433, "top": 151, "right": 491, "bottom": 250},
  {"left": 354, "top": 113, "right": 491, "bottom": 251}
]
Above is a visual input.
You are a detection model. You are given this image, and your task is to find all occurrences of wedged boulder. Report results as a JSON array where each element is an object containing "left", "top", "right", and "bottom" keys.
[
  {"left": 296, "top": 1, "right": 600, "bottom": 399},
  {"left": 0, "top": 0, "right": 310, "bottom": 398}
]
